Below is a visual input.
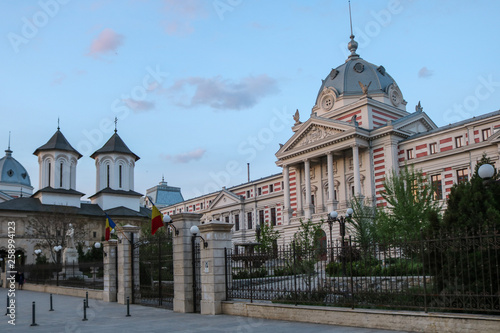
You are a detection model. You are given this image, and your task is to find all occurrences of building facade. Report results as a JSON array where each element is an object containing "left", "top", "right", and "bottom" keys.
[
  {"left": 0, "top": 127, "right": 149, "bottom": 268},
  {"left": 160, "top": 36, "right": 500, "bottom": 246}
]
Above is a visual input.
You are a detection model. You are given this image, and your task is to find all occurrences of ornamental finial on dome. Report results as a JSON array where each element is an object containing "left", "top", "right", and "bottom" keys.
[
  {"left": 5, "top": 131, "right": 12, "bottom": 157},
  {"left": 347, "top": 1, "right": 359, "bottom": 59}
]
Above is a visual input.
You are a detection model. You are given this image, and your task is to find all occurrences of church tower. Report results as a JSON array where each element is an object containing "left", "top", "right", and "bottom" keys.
[
  {"left": 32, "top": 125, "right": 84, "bottom": 207},
  {"left": 89, "top": 126, "right": 142, "bottom": 212}
]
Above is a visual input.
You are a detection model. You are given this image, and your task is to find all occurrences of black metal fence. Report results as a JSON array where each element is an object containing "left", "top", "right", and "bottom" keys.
[
  {"left": 225, "top": 228, "right": 500, "bottom": 314},
  {"left": 22, "top": 261, "right": 103, "bottom": 290}
]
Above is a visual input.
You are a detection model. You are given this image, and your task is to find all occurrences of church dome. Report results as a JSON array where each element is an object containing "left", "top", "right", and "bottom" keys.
[
  {"left": 0, "top": 148, "right": 31, "bottom": 187},
  {"left": 315, "top": 36, "right": 405, "bottom": 110}
]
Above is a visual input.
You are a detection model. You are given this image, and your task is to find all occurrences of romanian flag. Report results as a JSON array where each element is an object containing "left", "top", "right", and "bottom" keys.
[
  {"left": 151, "top": 205, "right": 164, "bottom": 235},
  {"left": 105, "top": 213, "right": 116, "bottom": 241}
]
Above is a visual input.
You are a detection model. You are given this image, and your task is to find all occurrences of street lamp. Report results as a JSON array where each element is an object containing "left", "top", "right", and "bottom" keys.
[
  {"left": 327, "top": 208, "right": 353, "bottom": 274},
  {"left": 94, "top": 242, "right": 101, "bottom": 249},
  {"left": 190, "top": 225, "right": 207, "bottom": 248},
  {"left": 478, "top": 163, "right": 495, "bottom": 179},
  {"left": 163, "top": 214, "right": 179, "bottom": 236}
]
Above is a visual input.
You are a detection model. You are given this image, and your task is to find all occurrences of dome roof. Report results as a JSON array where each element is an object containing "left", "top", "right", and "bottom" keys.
[
  {"left": 316, "top": 36, "right": 403, "bottom": 105},
  {"left": 0, "top": 149, "right": 31, "bottom": 187}
]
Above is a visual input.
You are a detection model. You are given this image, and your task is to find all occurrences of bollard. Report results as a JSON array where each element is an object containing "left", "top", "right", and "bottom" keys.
[
  {"left": 5, "top": 295, "right": 8, "bottom": 316},
  {"left": 126, "top": 296, "right": 131, "bottom": 317},
  {"left": 30, "top": 301, "right": 38, "bottom": 326},
  {"left": 49, "top": 294, "right": 54, "bottom": 311},
  {"left": 82, "top": 299, "right": 88, "bottom": 321},
  {"left": 85, "top": 291, "right": 89, "bottom": 309}
]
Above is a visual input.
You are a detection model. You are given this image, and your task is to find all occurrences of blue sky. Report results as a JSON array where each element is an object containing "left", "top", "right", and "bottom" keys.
[{"left": 1, "top": 0, "right": 499, "bottom": 200}]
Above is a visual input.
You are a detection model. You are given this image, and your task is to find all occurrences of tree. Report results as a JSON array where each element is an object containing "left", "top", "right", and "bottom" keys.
[
  {"left": 27, "top": 208, "right": 87, "bottom": 263},
  {"left": 442, "top": 154, "right": 500, "bottom": 230},
  {"left": 348, "top": 196, "right": 376, "bottom": 257},
  {"left": 255, "top": 224, "right": 280, "bottom": 253},
  {"left": 376, "top": 166, "right": 441, "bottom": 243}
]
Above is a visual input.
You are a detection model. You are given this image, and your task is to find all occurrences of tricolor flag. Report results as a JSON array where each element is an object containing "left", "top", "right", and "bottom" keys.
[
  {"left": 151, "top": 205, "right": 164, "bottom": 235},
  {"left": 105, "top": 213, "right": 116, "bottom": 241}
]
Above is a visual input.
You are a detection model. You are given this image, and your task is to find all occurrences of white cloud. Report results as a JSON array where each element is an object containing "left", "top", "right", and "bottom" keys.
[{"left": 162, "top": 148, "right": 206, "bottom": 163}]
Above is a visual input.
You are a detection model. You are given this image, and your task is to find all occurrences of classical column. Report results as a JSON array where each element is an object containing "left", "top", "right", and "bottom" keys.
[
  {"left": 326, "top": 152, "right": 337, "bottom": 212},
  {"left": 103, "top": 239, "right": 118, "bottom": 302},
  {"left": 352, "top": 144, "right": 361, "bottom": 196},
  {"left": 199, "top": 221, "right": 233, "bottom": 315},
  {"left": 172, "top": 213, "right": 203, "bottom": 313},
  {"left": 304, "top": 159, "right": 312, "bottom": 219},
  {"left": 282, "top": 165, "right": 293, "bottom": 224}
]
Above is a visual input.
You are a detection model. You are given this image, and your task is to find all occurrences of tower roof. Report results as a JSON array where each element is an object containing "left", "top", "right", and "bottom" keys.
[
  {"left": 0, "top": 148, "right": 31, "bottom": 187},
  {"left": 90, "top": 132, "right": 140, "bottom": 161},
  {"left": 33, "top": 129, "right": 82, "bottom": 158}
]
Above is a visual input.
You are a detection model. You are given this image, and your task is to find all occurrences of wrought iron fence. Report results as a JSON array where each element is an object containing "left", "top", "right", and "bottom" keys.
[
  {"left": 22, "top": 261, "right": 104, "bottom": 290},
  {"left": 225, "top": 228, "right": 500, "bottom": 314}
]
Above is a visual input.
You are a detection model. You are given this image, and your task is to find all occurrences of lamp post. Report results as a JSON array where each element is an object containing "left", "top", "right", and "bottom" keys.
[
  {"left": 163, "top": 214, "right": 179, "bottom": 236},
  {"left": 327, "top": 208, "right": 353, "bottom": 275},
  {"left": 478, "top": 163, "right": 496, "bottom": 181},
  {"left": 53, "top": 245, "right": 62, "bottom": 286}
]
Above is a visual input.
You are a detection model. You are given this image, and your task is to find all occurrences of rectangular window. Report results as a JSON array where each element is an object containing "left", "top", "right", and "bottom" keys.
[
  {"left": 407, "top": 149, "right": 414, "bottom": 160},
  {"left": 235, "top": 214, "right": 240, "bottom": 231},
  {"left": 225, "top": 216, "right": 229, "bottom": 223},
  {"left": 259, "top": 210, "right": 265, "bottom": 227},
  {"left": 119, "top": 165, "right": 122, "bottom": 188},
  {"left": 93, "top": 231, "right": 97, "bottom": 238},
  {"left": 246, "top": 190, "right": 251, "bottom": 198},
  {"left": 455, "top": 136, "right": 463, "bottom": 148},
  {"left": 247, "top": 212, "right": 252, "bottom": 229},
  {"left": 257, "top": 188, "right": 262, "bottom": 196},
  {"left": 431, "top": 174, "right": 443, "bottom": 200},
  {"left": 482, "top": 128, "right": 492, "bottom": 141},
  {"left": 429, "top": 143, "right": 437, "bottom": 155},
  {"left": 200, "top": 202, "right": 204, "bottom": 209},
  {"left": 270, "top": 208, "right": 276, "bottom": 226},
  {"left": 269, "top": 184, "right": 274, "bottom": 193},
  {"left": 457, "top": 168, "right": 469, "bottom": 184}
]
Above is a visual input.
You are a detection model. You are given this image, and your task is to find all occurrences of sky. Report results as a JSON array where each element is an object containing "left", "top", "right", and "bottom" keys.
[{"left": 1, "top": 0, "right": 500, "bottom": 201}]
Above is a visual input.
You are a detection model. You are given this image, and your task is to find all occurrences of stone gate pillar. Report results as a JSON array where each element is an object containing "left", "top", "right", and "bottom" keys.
[
  {"left": 116, "top": 225, "right": 140, "bottom": 305},
  {"left": 172, "top": 213, "right": 202, "bottom": 313},
  {"left": 199, "top": 221, "right": 233, "bottom": 315},
  {"left": 103, "top": 239, "right": 118, "bottom": 302}
]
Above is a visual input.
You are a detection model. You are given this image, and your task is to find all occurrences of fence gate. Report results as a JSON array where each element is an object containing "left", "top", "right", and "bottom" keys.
[
  {"left": 134, "top": 231, "right": 174, "bottom": 309},
  {"left": 192, "top": 239, "right": 201, "bottom": 313}
]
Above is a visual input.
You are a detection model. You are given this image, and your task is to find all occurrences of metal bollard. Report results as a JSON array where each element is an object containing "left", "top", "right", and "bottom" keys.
[
  {"left": 85, "top": 291, "right": 89, "bottom": 308},
  {"left": 49, "top": 294, "right": 54, "bottom": 311},
  {"left": 30, "top": 301, "right": 38, "bottom": 326},
  {"left": 82, "top": 299, "right": 88, "bottom": 321},
  {"left": 126, "top": 296, "right": 131, "bottom": 317}
]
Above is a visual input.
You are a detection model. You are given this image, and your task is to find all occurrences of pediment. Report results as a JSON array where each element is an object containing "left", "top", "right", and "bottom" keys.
[
  {"left": 397, "top": 119, "right": 431, "bottom": 135},
  {"left": 284, "top": 123, "right": 347, "bottom": 152},
  {"left": 393, "top": 112, "right": 437, "bottom": 135},
  {"left": 210, "top": 189, "right": 242, "bottom": 209}
]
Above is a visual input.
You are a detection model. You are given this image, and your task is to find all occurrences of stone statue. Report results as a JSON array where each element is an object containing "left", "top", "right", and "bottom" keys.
[
  {"left": 415, "top": 101, "right": 423, "bottom": 112},
  {"left": 65, "top": 223, "right": 75, "bottom": 249},
  {"left": 293, "top": 109, "right": 302, "bottom": 125},
  {"left": 358, "top": 81, "right": 371, "bottom": 95}
]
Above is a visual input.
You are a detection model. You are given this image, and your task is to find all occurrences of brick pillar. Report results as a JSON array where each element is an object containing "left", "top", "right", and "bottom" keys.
[
  {"left": 199, "top": 221, "right": 233, "bottom": 315},
  {"left": 103, "top": 239, "right": 118, "bottom": 302},
  {"left": 172, "top": 213, "right": 202, "bottom": 313},
  {"left": 116, "top": 225, "right": 140, "bottom": 305}
]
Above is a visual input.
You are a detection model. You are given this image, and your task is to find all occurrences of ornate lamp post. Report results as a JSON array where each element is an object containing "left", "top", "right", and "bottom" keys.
[
  {"left": 327, "top": 208, "right": 353, "bottom": 274},
  {"left": 163, "top": 214, "right": 179, "bottom": 235}
]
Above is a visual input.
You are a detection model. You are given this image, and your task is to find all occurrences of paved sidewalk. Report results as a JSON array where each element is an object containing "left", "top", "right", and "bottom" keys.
[{"left": 1, "top": 289, "right": 409, "bottom": 333}]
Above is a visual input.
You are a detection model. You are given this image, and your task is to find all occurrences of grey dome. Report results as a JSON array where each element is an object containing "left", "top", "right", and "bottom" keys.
[
  {"left": 317, "top": 56, "right": 398, "bottom": 100},
  {"left": 0, "top": 149, "right": 31, "bottom": 186}
]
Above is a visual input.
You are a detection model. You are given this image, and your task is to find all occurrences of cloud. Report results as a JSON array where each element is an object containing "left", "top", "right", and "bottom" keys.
[
  {"left": 51, "top": 72, "right": 67, "bottom": 85},
  {"left": 162, "top": 0, "right": 207, "bottom": 36},
  {"left": 122, "top": 98, "right": 155, "bottom": 112},
  {"left": 87, "top": 28, "right": 124, "bottom": 57},
  {"left": 418, "top": 66, "right": 434, "bottom": 78},
  {"left": 162, "top": 148, "right": 206, "bottom": 163},
  {"left": 166, "top": 74, "right": 280, "bottom": 110}
]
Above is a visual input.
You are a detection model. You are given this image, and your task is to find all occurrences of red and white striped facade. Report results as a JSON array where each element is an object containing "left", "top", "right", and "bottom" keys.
[{"left": 160, "top": 45, "right": 500, "bottom": 245}]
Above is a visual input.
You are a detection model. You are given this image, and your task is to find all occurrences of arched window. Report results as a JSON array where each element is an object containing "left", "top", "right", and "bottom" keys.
[
  {"left": 107, "top": 164, "right": 110, "bottom": 188},
  {"left": 48, "top": 162, "right": 51, "bottom": 187},
  {"left": 119, "top": 165, "right": 122, "bottom": 188},
  {"left": 60, "top": 162, "right": 63, "bottom": 187}
]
